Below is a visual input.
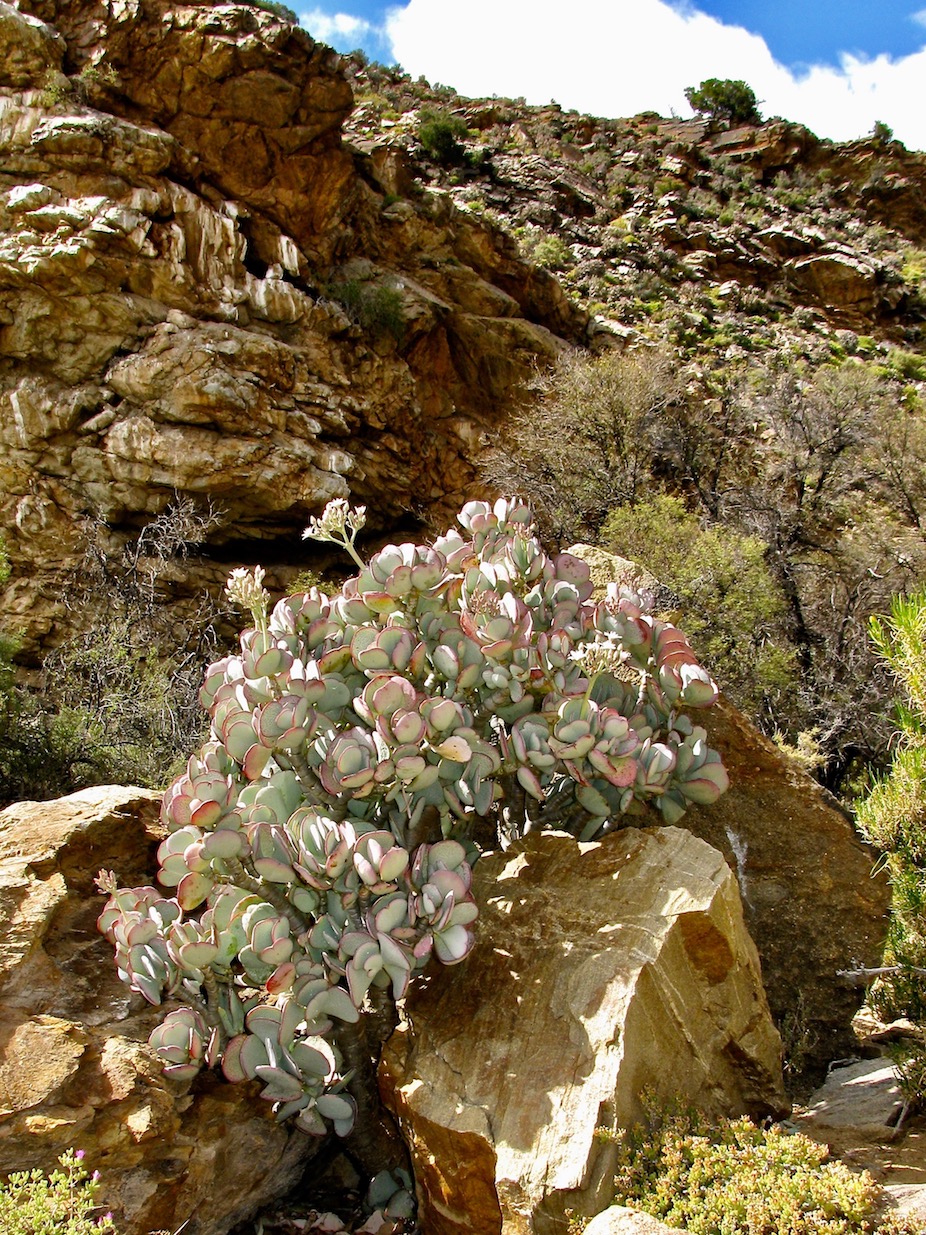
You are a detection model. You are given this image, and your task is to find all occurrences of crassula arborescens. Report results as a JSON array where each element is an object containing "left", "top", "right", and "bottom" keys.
[{"left": 98, "top": 497, "right": 728, "bottom": 1140}]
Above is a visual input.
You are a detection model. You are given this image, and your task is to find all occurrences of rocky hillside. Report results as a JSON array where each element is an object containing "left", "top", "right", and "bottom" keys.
[{"left": 344, "top": 58, "right": 926, "bottom": 364}]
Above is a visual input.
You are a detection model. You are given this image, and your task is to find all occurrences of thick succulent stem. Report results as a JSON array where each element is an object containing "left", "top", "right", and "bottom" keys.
[
  {"left": 223, "top": 859, "right": 308, "bottom": 935},
  {"left": 334, "top": 1017, "right": 409, "bottom": 1176}
]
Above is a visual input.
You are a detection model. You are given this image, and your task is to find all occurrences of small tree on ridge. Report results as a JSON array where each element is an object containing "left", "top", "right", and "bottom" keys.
[{"left": 684, "top": 78, "right": 761, "bottom": 126}]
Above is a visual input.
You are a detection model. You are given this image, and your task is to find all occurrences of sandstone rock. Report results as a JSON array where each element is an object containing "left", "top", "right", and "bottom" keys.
[
  {"left": 583, "top": 1208, "right": 687, "bottom": 1235},
  {"left": 0, "top": 786, "right": 318, "bottom": 1235},
  {"left": 791, "top": 1056, "right": 926, "bottom": 1223},
  {"left": 570, "top": 545, "right": 890, "bottom": 1070},
  {"left": 0, "top": 2, "right": 63, "bottom": 88},
  {"left": 685, "top": 696, "right": 889, "bottom": 1068},
  {"left": 380, "top": 827, "right": 785, "bottom": 1235},
  {"left": 788, "top": 252, "right": 879, "bottom": 318},
  {"left": 793, "top": 1058, "right": 904, "bottom": 1141}
]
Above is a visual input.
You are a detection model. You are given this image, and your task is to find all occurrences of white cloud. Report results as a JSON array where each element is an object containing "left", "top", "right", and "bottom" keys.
[
  {"left": 912, "top": 8, "right": 926, "bottom": 29},
  {"left": 384, "top": 0, "right": 926, "bottom": 150},
  {"left": 300, "top": 7, "right": 375, "bottom": 44}
]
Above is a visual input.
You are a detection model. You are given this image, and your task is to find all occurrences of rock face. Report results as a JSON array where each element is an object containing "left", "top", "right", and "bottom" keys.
[
  {"left": 0, "top": 785, "right": 318, "bottom": 1235},
  {"left": 380, "top": 827, "right": 786, "bottom": 1235},
  {"left": 572, "top": 545, "right": 890, "bottom": 1070},
  {"left": 686, "top": 696, "right": 889, "bottom": 1068},
  {"left": 0, "top": 0, "right": 586, "bottom": 657}
]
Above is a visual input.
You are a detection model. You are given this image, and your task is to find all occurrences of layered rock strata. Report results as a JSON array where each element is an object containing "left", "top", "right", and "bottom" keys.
[{"left": 0, "top": 0, "right": 586, "bottom": 656}]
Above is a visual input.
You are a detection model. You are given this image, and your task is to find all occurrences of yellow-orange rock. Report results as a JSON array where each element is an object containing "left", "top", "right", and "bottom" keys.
[
  {"left": 0, "top": 786, "right": 318, "bottom": 1235},
  {"left": 380, "top": 827, "right": 785, "bottom": 1235}
]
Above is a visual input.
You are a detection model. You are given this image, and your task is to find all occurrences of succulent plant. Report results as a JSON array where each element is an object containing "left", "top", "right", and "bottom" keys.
[{"left": 99, "top": 496, "right": 727, "bottom": 1150}]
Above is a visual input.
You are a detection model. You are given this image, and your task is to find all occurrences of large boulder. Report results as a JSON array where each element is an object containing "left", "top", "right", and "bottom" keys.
[
  {"left": 573, "top": 545, "right": 890, "bottom": 1069},
  {"left": 787, "top": 252, "right": 880, "bottom": 319},
  {"left": 380, "top": 826, "right": 786, "bottom": 1235},
  {"left": 0, "top": 786, "right": 318, "bottom": 1235}
]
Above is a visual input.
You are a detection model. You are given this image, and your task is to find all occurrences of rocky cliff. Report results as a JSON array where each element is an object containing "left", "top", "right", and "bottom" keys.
[
  {"left": 0, "top": 0, "right": 586, "bottom": 657},
  {"left": 6, "top": 3, "right": 926, "bottom": 662}
]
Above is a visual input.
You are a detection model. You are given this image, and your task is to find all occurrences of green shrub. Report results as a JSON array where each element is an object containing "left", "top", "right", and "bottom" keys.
[
  {"left": 857, "top": 591, "right": 926, "bottom": 1030},
  {"left": 417, "top": 108, "right": 468, "bottom": 164},
  {"left": 484, "top": 350, "right": 685, "bottom": 540},
  {"left": 613, "top": 1102, "right": 915, "bottom": 1235},
  {"left": 0, "top": 1150, "right": 115, "bottom": 1235},
  {"left": 525, "top": 233, "right": 573, "bottom": 272},
  {"left": 252, "top": 0, "right": 298, "bottom": 21},
  {"left": 601, "top": 495, "right": 795, "bottom": 717},
  {"left": 328, "top": 279, "right": 406, "bottom": 342},
  {"left": 0, "top": 503, "right": 219, "bottom": 807},
  {"left": 684, "top": 78, "right": 762, "bottom": 126}
]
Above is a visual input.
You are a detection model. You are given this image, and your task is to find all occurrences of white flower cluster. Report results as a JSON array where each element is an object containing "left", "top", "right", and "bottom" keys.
[
  {"left": 303, "top": 498, "right": 367, "bottom": 542},
  {"left": 225, "top": 565, "right": 270, "bottom": 616},
  {"left": 570, "top": 632, "right": 630, "bottom": 681},
  {"left": 303, "top": 499, "right": 368, "bottom": 567}
]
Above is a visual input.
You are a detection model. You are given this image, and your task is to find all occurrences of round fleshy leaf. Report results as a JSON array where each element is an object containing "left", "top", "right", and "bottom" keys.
[
  {"left": 295, "top": 1106, "right": 328, "bottom": 1136},
  {"left": 433, "top": 735, "right": 472, "bottom": 763},
  {"left": 290, "top": 1038, "right": 336, "bottom": 1079},
  {"left": 177, "top": 940, "right": 219, "bottom": 969},
  {"left": 255, "top": 1065, "right": 305, "bottom": 1102},
  {"left": 177, "top": 871, "right": 213, "bottom": 911},
  {"left": 190, "top": 799, "right": 223, "bottom": 828},
  {"left": 576, "top": 783, "right": 610, "bottom": 817},
  {"left": 316, "top": 1093, "right": 354, "bottom": 1122},
  {"left": 433, "top": 924, "right": 473, "bottom": 964},
  {"left": 243, "top": 743, "right": 272, "bottom": 781},
  {"left": 202, "top": 828, "right": 244, "bottom": 860},
  {"left": 516, "top": 765, "right": 545, "bottom": 800},
  {"left": 222, "top": 1034, "right": 248, "bottom": 1083},
  {"left": 253, "top": 856, "right": 296, "bottom": 884}
]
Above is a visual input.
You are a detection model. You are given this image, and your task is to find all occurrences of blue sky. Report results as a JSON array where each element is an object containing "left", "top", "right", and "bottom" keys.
[{"left": 297, "top": 0, "right": 926, "bottom": 149}]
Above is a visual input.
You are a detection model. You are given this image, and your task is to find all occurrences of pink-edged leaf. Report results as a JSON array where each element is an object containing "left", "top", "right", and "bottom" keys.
[
  {"left": 202, "top": 828, "right": 244, "bottom": 860},
  {"left": 316, "top": 1093, "right": 355, "bottom": 1122},
  {"left": 433, "top": 735, "right": 473, "bottom": 763},
  {"left": 252, "top": 856, "right": 296, "bottom": 884},
  {"left": 222, "top": 1034, "right": 248, "bottom": 1083},
  {"left": 190, "top": 799, "right": 223, "bottom": 829},
  {"left": 266, "top": 961, "right": 296, "bottom": 994},
  {"left": 316, "top": 985, "right": 360, "bottom": 1024},
  {"left": 255, "top": 1065, "right": 305, "bottom": 1102},
  {"left": 224, "top": 719, "right": 256, "bottom": 762},
  {"left": 242, "top": 743, "right": 272, "bottom": 781},
  {"left": 177, "top": 940, "right": 219, "bottom": 969},
  {"left": 177, "top": 871, "right": 213, "bottom": 911},
  {"left": 433, "top": 924, "right": 473, "bottom": 964},
  {"left": 516, "top": 764, "right": 545, "bottom": 800}
]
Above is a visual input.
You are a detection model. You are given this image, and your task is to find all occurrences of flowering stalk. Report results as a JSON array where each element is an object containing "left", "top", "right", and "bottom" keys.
[
  {"left": 303, "top": 498, "right": 368, "bottom": 569},
  {"left": 224, "top": 566, "right": 270, "bottom": 646}
]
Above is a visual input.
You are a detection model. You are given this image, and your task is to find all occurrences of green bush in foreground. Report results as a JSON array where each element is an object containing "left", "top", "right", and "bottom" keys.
[
  {"left": 0, "top": 1150, "right": 115, "bottom": 1235},
  {"left": 856, "top": 591, "right": 926, "bottom": 1098},
  {"left": 612, "top": 1105, "right": 915, "bottom": 1235}
]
